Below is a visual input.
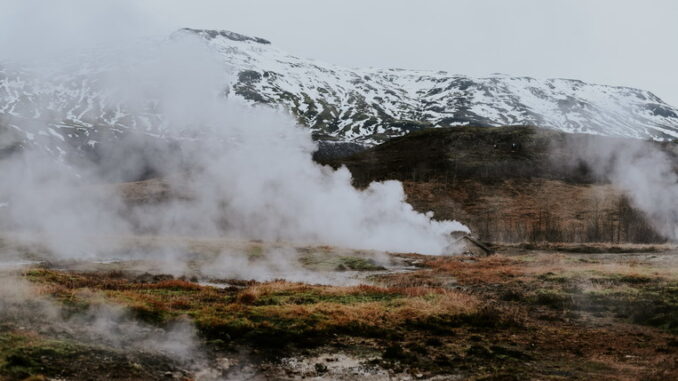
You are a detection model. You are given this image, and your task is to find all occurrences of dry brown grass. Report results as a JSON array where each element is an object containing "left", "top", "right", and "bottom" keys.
[
  {"left": 403, "top": 253, "right": 678, "bottom": 290},
  {"left": 423, "top": 255, "right": 524, "bottom": 284},
  {"left": 23, "top": 269, "right": 481, "bottom": 340},
  {"left": 259, "top": 292, "right": 478, "bottom": 330},
  {"left": 240, "top": 281, "right": 445, "bottom": 301},
  {"left": 13, "top": 249, "right": 678, "bottom": 381}
]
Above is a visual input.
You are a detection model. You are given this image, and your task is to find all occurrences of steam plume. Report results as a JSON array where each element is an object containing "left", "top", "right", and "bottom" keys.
[
  {"left": 0, "top": 11, "right": 467, "bottom": 260},
  {"left": 563, "top": 135, "right": 678, "bottom": 240}
]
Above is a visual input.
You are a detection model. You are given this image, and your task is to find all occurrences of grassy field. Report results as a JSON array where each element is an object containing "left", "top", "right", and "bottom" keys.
[{"left": 0, "top": 242, "right": 676, "bottom": 380}]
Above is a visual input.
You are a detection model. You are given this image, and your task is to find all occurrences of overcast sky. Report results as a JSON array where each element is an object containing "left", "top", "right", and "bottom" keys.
[{"left": 3, "top": 0, "right": 678, "bottom": 105}]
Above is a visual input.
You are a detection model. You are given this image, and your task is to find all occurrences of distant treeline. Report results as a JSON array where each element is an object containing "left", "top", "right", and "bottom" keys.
[{"left": 473, "top": 196, "right": 665, "bottom": 244}]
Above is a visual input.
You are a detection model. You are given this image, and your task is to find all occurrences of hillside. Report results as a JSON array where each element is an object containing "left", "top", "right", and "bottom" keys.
[
  {"left": 321, "top": 126, "right": 672, "bottom": 243},
  {"left": 106, "top": 126, "right": 673, "bottom": 244}
]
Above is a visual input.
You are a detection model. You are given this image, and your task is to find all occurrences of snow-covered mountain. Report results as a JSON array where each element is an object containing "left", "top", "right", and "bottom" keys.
[
  {"left": 2, "top": 27, "right": 678, "bottom": 161},
  {"left": 196, "top": 28, "right": 678, "bottom": 143}
]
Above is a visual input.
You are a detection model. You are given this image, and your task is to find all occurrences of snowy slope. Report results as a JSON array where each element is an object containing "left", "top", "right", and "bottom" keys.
[
  {"left": 1, "top": 27, "right": 678, "bottom": 161},
  {"left": 195, "top": 28, "right": 678, "bottom": 143}
]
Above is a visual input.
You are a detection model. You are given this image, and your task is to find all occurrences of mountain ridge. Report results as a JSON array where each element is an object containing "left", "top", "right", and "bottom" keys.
[
  {"left": 1, "top": 27, "right": 678, "bottom": 164},
  {"left": 197, "top": 26, "right": 677, "bottom": 143}
]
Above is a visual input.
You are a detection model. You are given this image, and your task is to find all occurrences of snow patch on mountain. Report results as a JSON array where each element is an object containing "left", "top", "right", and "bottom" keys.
[{"left": 1, "top": 28, "right": 678, "bottom": 162}]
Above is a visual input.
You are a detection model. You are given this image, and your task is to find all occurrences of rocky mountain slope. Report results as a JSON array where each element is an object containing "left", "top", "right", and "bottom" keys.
[{"left": 1, "top": 28, "right": 678, "bottom": 162}]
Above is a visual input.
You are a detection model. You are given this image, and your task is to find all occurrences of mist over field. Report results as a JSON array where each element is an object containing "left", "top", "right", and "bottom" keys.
[
  {"left": 0, "top": 8, "right": 468, "bottom": 258},
  {"left": 0, "top": 2, "right": 677, "bottom": 381}
]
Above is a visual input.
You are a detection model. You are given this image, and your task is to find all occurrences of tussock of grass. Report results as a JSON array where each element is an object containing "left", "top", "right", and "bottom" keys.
[
  {"left": 384, "top": 252, "right": 678, "bottom": 334},
  {"left": 0, "top": 332, "right": 82, "bottom": 380},
  {"left": 578, "top": 283, "right": 678, "bottom": 333},
  {"left": 299, "top": 251, "right": 386, "bottom": 271},
  {"left": 336, "top": 256, "right": 386, "bottom": 271},
  {"left": 413, "top": 255, "right": 522, "bottom": 285},
  {"left": 24, "top": 269, "right": 479, "bottom": 345},
  {"left": 0, "top": 330, "right": 180, "bottom": 380}
]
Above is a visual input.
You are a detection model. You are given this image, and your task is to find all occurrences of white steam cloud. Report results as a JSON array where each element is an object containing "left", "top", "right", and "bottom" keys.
[
  {"left": 0, "top": 6, "right": 468, "bottom": 376},
  {"left": 0, "top": 273, "right": 207, "bottom": 372},
  {"left": 563, "top": 135, "right": 678, "bottom": 240},
  {"left": 0, "top": 5, "right": 467, "bottom": 262}
]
